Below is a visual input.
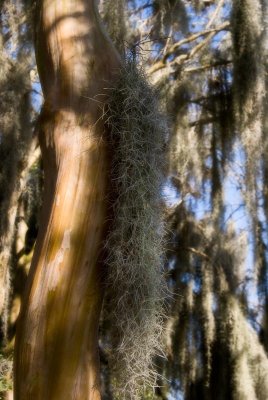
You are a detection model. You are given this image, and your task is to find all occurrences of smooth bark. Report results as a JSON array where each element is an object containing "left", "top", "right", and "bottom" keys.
[{"left": 14, "top": 1, "right": 121, "bottom": 399}]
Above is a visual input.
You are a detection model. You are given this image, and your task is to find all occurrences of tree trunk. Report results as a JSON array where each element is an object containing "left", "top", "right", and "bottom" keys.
[{"left": 14, "top": 1, "right": 121, "bottom": 399}]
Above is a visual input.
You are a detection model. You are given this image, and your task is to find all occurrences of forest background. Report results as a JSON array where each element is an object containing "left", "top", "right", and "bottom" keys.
[{"left": 0, "top": 0, "right": 267, "bottom": 399}]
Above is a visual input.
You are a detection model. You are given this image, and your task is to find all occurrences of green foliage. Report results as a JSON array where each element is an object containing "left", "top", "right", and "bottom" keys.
[{"left": 0, "top": 354, "right": 12, "bottom": 395}]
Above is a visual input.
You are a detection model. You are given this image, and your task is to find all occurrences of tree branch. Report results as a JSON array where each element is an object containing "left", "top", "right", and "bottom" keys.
[
  {"left": 184, "top": 59, "right": 232, "bottom": 73},
  {"left": 206, "top": 0, "right": 225, "bottom": 29},
  {"left": 148, "top": 21, "right": 230, "bottom": 75}
]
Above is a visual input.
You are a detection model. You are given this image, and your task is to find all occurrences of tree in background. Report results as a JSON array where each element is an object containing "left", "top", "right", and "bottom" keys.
[{"left": 0, "top": 0, "right": 268, "bottom": 399}]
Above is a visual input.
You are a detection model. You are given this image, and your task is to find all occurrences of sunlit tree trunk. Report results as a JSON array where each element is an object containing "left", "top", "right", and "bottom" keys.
[{"left": 14, "top": 0, "right": 121, "bottom": 399}]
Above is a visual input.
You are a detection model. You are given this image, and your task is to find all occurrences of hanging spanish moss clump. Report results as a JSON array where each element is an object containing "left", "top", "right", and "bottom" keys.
[
  {"left": 231, "top": 0, "right": 266, "bottom": 292},
  {"left": 150, "top": 0, "right": 189, "bottom": 39},
  {"left": 101, "top": 0, "right": 128, "bottom": 55},
  {"left": 103, "top": 59, "right": 167, "bottom": 399},
  {"left": 163, "top": 197, "right": 252, "bottom": 398},
  {"left": 200, "top": 262, "right": 215, "bottom": 385},
  {"left": 231, "top": 0, "right": 264, "bottom": 131},
  {"left": 231, "top": 0, "right": 265, "bottom": 211},
  {"left": 220, "top": 294, "right": 268, "bottom": 400}
]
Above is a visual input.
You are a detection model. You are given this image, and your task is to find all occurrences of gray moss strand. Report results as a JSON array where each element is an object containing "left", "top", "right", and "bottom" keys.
[{"left": 104, "top": 61, "right": 167, "bottom": 399}]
